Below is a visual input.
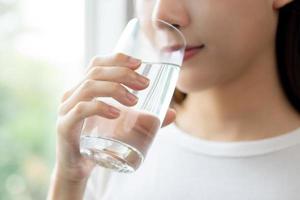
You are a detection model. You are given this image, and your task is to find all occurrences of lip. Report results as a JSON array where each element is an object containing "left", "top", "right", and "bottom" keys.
[{"left": 184, "top": 44, "right": 205, "bottom": 61}]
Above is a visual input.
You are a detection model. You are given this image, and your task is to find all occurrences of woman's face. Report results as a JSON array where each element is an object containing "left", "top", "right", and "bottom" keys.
[{"left": 136, "top": 0, "right": 289, "bottom": 93}]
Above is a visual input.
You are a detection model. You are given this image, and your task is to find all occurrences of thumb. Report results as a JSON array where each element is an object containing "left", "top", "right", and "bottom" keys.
[{"left": 161, "top": 108, "right": 177, "bottom": 128}]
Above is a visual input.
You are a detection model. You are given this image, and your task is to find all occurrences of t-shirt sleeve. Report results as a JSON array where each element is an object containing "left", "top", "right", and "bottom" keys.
[{"left": 83, "top": 166, "right": 112, "bottom": 200}]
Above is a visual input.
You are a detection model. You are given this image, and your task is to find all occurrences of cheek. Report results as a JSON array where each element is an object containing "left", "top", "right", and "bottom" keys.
[
  {"left": 202, "top": 0, "right": 275, "bottom": 53},
  {"left": 177, "top": 0, "right": 277, "bottom": 93}
]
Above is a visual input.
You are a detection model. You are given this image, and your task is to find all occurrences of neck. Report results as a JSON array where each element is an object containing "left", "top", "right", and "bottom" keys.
[{"left": 175, "top": 49, "right": 300, "bottom": 141}]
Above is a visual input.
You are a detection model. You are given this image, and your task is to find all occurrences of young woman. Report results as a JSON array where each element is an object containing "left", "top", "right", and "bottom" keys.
[{"left": 48, "top": 0, "right": 300, "bottom": 199}]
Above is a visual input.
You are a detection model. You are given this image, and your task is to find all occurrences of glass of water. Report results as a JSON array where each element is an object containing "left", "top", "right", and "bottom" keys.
[{"left": 80, "top": 17, "right": 186, "bottom": 173}]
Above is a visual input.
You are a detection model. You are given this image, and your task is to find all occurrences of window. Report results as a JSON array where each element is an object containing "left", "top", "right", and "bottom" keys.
[
  {"left": 85, "top": 0, "right": 135, "bottom": 61},
  {"left": 0, "top": 0, "right": 84, "bottom": 199}
]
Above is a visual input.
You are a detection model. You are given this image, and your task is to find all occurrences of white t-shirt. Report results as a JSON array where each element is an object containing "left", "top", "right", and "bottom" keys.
[{"left": 84, "top": 122, "right": 300, "bottom": 200}]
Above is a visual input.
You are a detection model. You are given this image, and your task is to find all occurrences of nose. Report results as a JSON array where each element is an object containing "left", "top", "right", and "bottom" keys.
[{"left": 151, "top": 0, "right": 190, "bottom": 31}]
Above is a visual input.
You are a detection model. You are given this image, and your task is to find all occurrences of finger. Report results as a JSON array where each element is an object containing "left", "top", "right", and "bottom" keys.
[
  {"left": 57, "top": 100, "right": 120, "bottom": 136},
  {"left": 59, "top": 80, "right": 139, "bottom": 115},
  {"left": 161, "top": 108, "right": 177, "bottom": 128},
  {"left": 61, "top": 53, "right": 142, "bottom": 103},
  {"left": 60, "top": 66, "right": 148, "bottom": 104},
  {"left": 87, "top": 53, "right": 141, "bottom": 72},
  {"left": 86, "top": 66, "right": 150, "bottom": 90}
]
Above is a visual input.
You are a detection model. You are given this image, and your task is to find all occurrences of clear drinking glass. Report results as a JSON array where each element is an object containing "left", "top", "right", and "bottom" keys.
[{"left": 80, "top": 18, "right": 186, "bottom": 173}]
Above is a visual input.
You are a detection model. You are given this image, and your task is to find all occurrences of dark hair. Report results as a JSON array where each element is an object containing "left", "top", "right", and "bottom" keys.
[
  {"left": 276, "top": 0, "right": 300, "bottom": 113},
  {"left": 171, "top": 1, "right": 300, "bottom": 113}
]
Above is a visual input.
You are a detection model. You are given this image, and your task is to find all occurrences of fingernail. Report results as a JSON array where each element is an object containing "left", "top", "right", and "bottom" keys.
[
  {"left": 108, "top": 106, "right": 120, "bottom": 116},
  {"left": 137, "top": 76, "right": 150, "bottom": 85},
  {"left": 128, "top": 57, "right": 141, "bottom": 65},
  {"left": 126, "top": 92, "right": 138, "bottom": 102}
]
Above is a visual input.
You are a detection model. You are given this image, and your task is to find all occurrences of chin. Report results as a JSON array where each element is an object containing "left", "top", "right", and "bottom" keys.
[
  {"left": 176, "top": 70, "right": 215, "bottom": 93},
  {"left": 176, "top": 79, "right": 207, "bottom": 94}
]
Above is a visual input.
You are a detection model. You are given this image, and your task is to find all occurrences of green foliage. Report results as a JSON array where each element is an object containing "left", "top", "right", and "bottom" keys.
[
  {"left": 0, "top": 45, "right": 62, "bottom": 200},
  {"left": 0, "top": 1, "right": 71, "bottom": 198}
]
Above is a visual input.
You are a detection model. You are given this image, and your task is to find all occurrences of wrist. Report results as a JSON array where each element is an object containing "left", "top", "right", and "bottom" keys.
[
  {"left": 53, "top": 162, "right": 91, "bottom": 183},
  {"left": 47, "top": 164, "right": 89, "bottom": 200}
]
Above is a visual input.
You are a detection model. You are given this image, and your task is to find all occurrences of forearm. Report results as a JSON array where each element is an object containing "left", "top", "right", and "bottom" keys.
[{"left": 47, "top": 166, "right": 88, "bottom": 200}]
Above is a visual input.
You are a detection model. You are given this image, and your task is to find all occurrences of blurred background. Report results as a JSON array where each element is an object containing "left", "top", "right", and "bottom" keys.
[{"left": 0, "top": 0, "right": 134, "bottom": 199}]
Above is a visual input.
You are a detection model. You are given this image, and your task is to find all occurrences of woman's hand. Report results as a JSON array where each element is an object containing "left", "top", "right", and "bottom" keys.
[{"left": 48, "top": 53, "right": 176, "bottom": 199}]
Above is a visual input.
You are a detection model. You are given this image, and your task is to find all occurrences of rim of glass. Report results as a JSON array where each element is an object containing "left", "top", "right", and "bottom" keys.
[{"left": 132, "top": 17, "right": 187, "bottom": 49}]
